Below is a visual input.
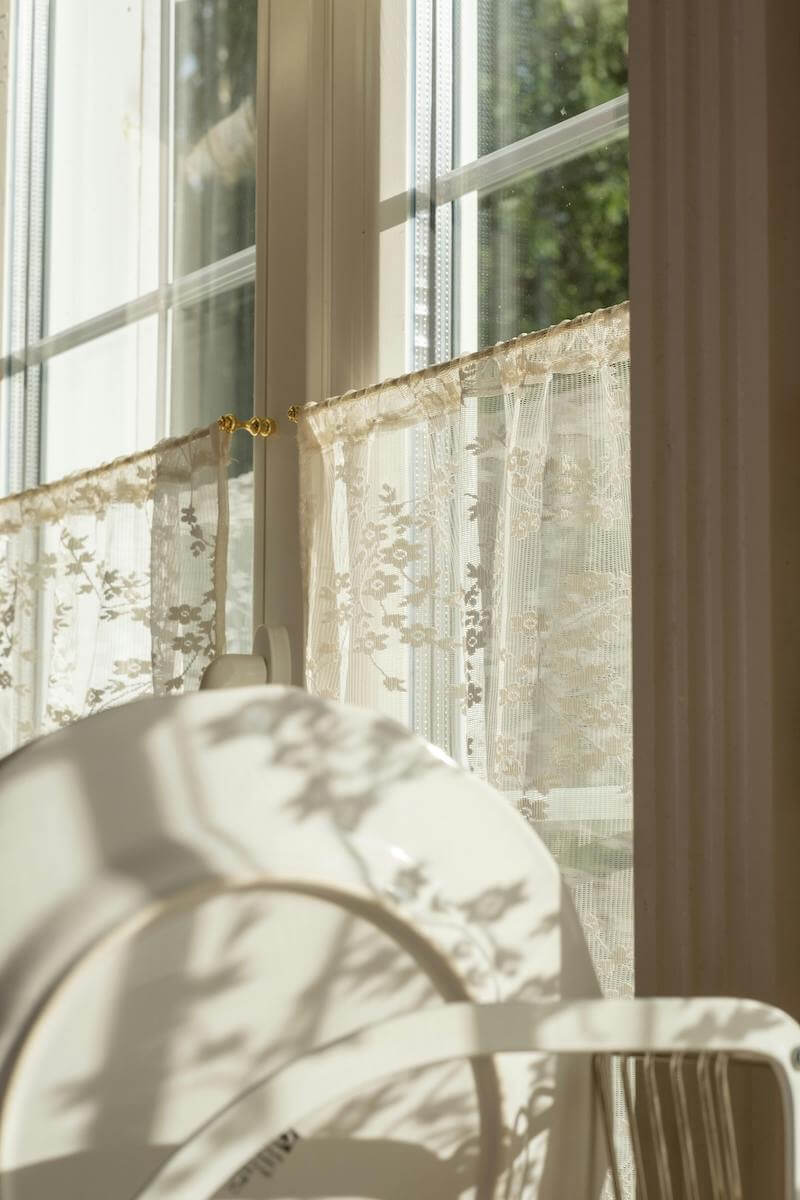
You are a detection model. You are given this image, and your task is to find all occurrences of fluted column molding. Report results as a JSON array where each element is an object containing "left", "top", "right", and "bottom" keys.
[{"left": 630, "top": 0, "right": 800, "bottom": 1183}]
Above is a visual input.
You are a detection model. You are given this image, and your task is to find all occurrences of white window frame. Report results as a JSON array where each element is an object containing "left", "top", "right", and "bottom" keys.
[
  {"left": 254, "top": 0, "right": 629, "bottom": 682},
  {"left": 0, "top": 0, "right": 630, "bottom": 681},
  {"left": 253, "top": 0, "right": 381, "bottom": 683}
]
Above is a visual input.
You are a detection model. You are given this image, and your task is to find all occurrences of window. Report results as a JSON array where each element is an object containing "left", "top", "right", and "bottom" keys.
[
  {"left": 364, "top": 1, "right": 632, "bottom": 1001},
  {"left": 2, "top": 0, "right": 628, "bottom": 586},
  {"left": 407, "top": 0, "right": 628, "bottom": 369},
  {"left": 2, "top": 0, "right": 258, "bottom": 492}
]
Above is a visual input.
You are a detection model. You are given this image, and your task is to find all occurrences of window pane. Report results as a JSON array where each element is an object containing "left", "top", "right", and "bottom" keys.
[
  {"left": 45, "top": 0, "right": 160, "bottom": 334},
  {"left": 173, "top": 0, "right": 258, "bottom": 276},
  {"left": 457, "top": 0, "right": 628, "bottom": 164},
  {"left": 42, "top": 318, "right": 159, "bottom": 480},
  {"left": 171, "top": 284, "right": 255, "bottom": 654},
  {"left": 6, "top": 0, "right": 260, "bottom": 486},
  {"left": 41, "top": 0, "right": 259, "bottom": 330},
  {"left": 411, "top": 1, "right": 629, "bottom": 364},
  {"left": 170, "top": 282, "right": 254, "bottom": 468},
  {"left": 470, "top": 138, "right": 629, "bottom": 346}
]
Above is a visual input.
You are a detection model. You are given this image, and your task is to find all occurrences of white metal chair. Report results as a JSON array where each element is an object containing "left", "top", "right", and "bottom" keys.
[
  {"left": 135, "top": 997, "right": 800, "bottom": 1200},
  {"left": 0, "top": 685, "right": 798, "bottom": 1198}
]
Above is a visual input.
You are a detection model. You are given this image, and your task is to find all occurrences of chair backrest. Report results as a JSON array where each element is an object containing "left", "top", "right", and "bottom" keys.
[
  {"left": 131, "top": 999, "right": 800, "bottom": 1200},
  {"left": 595, "top": 1050, "right": 746, "bottom": 1200}
]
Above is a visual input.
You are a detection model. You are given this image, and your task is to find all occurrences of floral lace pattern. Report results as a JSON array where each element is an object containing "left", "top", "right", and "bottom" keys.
[
  {"left": 0, "top": 426, "right": 231, "bottom": 754},
  {"left": 300, "top": 304, "right": 632, "bottom": 997}
]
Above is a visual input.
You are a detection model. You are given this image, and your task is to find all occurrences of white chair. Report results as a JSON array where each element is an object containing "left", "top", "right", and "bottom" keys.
[
  {"left": 0, "top": 686, "right": 798, "bottom": 1199},
  {"left": 137, "top": 997, "right": 800, "bottom": 1200}
]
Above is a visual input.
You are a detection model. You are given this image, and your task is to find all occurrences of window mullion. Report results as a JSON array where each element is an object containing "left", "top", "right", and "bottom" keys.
[
  {"left": 1, "top": 245, "right": 257, "bottom": 378},
  {"left": 5, "top": 0, "right": 49, "bottom": 494},
  {"left": 412, "top": 0, "right": 434, "bottom": 371},
  {"left": 436, "top": 92, "right": 629, "bottom": 206},
  {"left": 155, "top": 0, "right": 174, "bottom": 441},
  {"left": 433, "top": 0, "right": 453, "bottom": 365},
  {"left": 453, "top": 0, "right": 478, "bottom": 356}
]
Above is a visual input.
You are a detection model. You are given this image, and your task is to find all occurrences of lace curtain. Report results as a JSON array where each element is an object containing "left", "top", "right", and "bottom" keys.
[
  {"left": 299, "top": 303, "right": 632, "bottom": 996},
  {"left": 0, "top": 424, "right": 235, "bottom": 756}
]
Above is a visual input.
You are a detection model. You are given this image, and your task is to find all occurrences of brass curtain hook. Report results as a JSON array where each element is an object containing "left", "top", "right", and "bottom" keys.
[{"left": 217, "top": 413, "right": 276, "bottom": 438}]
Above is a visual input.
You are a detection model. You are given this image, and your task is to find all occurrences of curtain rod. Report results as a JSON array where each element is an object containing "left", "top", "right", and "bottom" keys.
[{"left": 288, "top": 298, "right": 630, "bottom": 422}]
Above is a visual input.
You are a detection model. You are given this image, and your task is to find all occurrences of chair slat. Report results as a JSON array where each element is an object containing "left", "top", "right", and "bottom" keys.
[
  {"left": 714, "top": 1054, "right": 743, "bottom": 1200},
  {"left": 644, "top": 1053, "right": 674, "bottom": 1200},
  {"left": 621, "top": 1054, "right": 650, "bottom": 1200},
  {"left": 698, "top": 1054, "right": 726, "bottom": 1199},
  {"left": 669, "top": 1052, "right": 700, "bottom": 1200},
  {"left": 593, "top": 1055, "right": 624, "bottom": 1200}
]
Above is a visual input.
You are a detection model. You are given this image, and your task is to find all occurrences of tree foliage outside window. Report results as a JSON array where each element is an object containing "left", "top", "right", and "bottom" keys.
[{"left": 476, "top": 0, "right": 628, "bottom": 342}]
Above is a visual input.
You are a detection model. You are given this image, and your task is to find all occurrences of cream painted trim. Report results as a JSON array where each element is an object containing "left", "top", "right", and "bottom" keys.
[
  {"left": 0, "top": 0, "right": 10, "bottom": 493},
  {"left": 252, "top": 0, "right": 380, "bottom": 681},
  {"left": 629, "top": 0, "right": 796, "bottom": 1006},
  {"left": 251, "top": 0, "right": 270, "bottom": 652},
  {"left": 0, "top": 0, "right": 9, "bottom": 346}
]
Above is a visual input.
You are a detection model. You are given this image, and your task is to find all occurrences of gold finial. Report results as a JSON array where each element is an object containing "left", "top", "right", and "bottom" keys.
[
  {"left": 218, "top": 413, "right": 277, "bottom": 438},
  {"left": 287, "top": 405, "right": 300, "bottom": 423}
]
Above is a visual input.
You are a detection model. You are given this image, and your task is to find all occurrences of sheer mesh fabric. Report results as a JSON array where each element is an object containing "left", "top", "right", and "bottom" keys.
[
  {"left": 299, "top": 303, "right": 632, "bottom": 1001},
  {"left": 0, "top": 425, "right": 232, "bottom": 754}
]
